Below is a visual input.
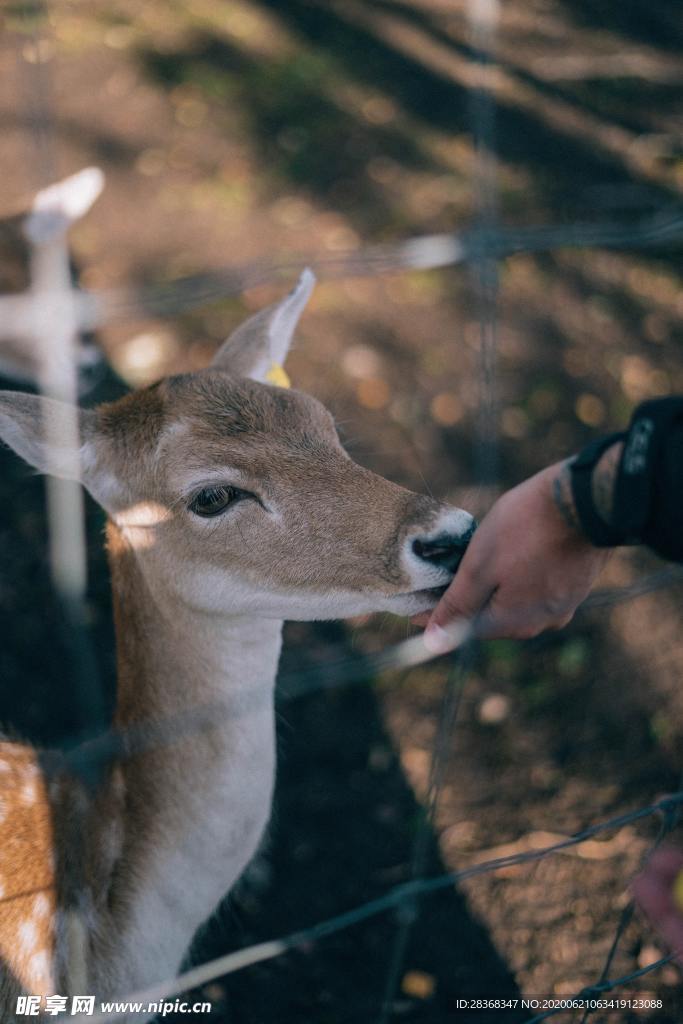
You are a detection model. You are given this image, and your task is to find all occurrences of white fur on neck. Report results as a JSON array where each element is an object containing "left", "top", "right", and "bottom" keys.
[{"left": 99, "top": 581, "right": 283, "bottom": 1006}]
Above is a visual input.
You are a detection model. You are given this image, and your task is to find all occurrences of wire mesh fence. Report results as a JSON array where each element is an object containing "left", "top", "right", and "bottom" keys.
[
  {"left": 71, "top": 791, "right": 683, "bottom": 1023},
  {"left": 1, "top": 0, "right": 683, "bottom": 1021}
]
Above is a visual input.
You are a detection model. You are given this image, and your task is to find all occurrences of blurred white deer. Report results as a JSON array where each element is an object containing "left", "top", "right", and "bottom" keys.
[
  {"left": 0, "top": 271, "right": 474, "bottom": 1017},
  {"left": 0, "top": 167, "right": 103, "bottom": 388}
]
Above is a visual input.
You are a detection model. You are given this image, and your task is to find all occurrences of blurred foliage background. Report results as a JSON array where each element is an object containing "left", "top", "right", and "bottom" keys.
[{"left": 0, "top": 1, "right": 682, "bottom": 1021}]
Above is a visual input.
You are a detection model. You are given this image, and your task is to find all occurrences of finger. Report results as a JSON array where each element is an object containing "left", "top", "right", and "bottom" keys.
[
  {"left": 642, "top": 847, "right": 683, "bottom": 884},
  {"left": 650, "top": 910, "right": 683, "bottom": 961},
  {"left": 471, "top": 603, "right": 541, "bottom": 641},
  {"left": 631, "top": 866, "right": 683, "bottom": 963},
  {"left": 425, "top": 564, "right": 494, "bottom": 653},
  {"left": 422, "top": 615, "right": 472, "bottom": 655},
  {"left": 471, "top": 584, "right": 580, "bottom": 640},
  {"left": 633, "top": 871, "right": 674, "bottom": 920},
  {"left": 430, "top": 557, "right": 493, "bottom": 629}
]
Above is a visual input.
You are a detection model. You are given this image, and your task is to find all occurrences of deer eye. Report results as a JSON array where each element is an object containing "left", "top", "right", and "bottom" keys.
[{"left": 189, "top": 485, "right": 247, "bottom": 518}]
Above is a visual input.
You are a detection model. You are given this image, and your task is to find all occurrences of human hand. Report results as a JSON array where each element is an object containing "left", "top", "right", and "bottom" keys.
[
  {"left": 415, "top": 460, "right": 611, "bottom": 650},
  {"left": 632, "top": 846, "right": 683, "bottom": 965}
]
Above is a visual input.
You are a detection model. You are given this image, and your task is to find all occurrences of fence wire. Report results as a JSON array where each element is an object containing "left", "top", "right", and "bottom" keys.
[
  {"left": 47, "top": 561, "right": 683, "bottom": 787},
  {"left": 3, "top": 2, "right": 683, "bottom": 1021},
  {"left": 1, "top": 209, "right": 681, "bottom": 355},
  {"left": 377, "top": 655, "right": 471, "bottom": 1024},
  {"left": 75, "top": 791, "right": 683, "bottom": 1023},
  {"left": 576, "top": 780, "right": 682, "bottom": 1024}
]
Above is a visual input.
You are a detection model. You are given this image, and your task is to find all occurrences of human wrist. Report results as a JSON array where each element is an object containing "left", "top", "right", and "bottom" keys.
[
  {"left": 590, "top": 440, "right": 623, "bottom": 526},
  {"left": 569, "top": 432, "right": 628, "bottom": 547},
  {"left": 550, "top": 438, "right": 624, "bottom": 544},
  {"left": 551, "top": 459, "right": 582, "bottom": 534}
]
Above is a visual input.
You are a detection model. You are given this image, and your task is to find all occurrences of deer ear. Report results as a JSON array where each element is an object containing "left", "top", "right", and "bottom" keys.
[
  {"left": 24, "top": 167, "right": 104, "bottom": 244},
  {"left": 212, "top": 268, "right": 315, "bottom": 383},
  {"left": 0, "top": 391, "right": 119, "bottom": 508}
]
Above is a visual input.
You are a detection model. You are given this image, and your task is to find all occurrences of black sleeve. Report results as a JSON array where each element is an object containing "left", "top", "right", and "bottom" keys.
[
  {"left": 640, "top": 416, "right": 683, "bottom": 561},
  {"left": 615, "top": 397, "right": 683, "bottom": 563}
]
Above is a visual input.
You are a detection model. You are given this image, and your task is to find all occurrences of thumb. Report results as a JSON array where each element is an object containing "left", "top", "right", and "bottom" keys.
[{"left": 424, "top": 565, "right": 492, "bottom": 654}]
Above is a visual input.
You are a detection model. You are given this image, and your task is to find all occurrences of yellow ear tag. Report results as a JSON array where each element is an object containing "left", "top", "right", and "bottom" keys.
[
  {"left": 265, "top": 362, "right": 291, "bottom": 389},
  {"left": 673, "top": 869, "right": 683, "bottom": 911}
]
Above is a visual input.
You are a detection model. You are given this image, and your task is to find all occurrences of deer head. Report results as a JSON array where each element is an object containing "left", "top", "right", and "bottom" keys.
[{"left": 0, "top": 271, "right": 474, "bottom": 622}]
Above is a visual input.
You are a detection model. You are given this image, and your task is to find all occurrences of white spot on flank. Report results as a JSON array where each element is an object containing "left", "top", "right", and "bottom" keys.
[
  {"left": 26, "top": 949, "right": 53, "bottom": 993},
  {"left": 33, "top": 894, "right": 50, "bottom": 919},
  {"left": 0, "top": 760, "right": 9, "bottom": 772},
  {"left": 0, "top": 879, "right": 5, "bottom": 899},
  {"left": 21, "top": 781, "right": 37, "bottom": 804},
  {"left": 19, "top": 920, "right": 38, "bottom": 952},
  {"left": 0, "top": 796, "right": 6, "bottom": 824}
]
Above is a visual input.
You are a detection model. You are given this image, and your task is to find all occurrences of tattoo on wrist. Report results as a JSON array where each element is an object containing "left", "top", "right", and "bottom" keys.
[
  {"left": 591, "top": 441, "right": 623, "bottom": 526},
  {"left": 552, "top": 459, "right": 581, "bottom": 532}
]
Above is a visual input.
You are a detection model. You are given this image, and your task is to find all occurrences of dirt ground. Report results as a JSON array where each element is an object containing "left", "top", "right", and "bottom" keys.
[{"left": 0, "top": 1, "right": 682, "bottom": 1021}]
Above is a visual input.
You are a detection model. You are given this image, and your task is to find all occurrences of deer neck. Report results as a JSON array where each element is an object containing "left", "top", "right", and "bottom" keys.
[
  {"left": 107, "top": 519, "right": 283, "bottom": 724},
  {"left": 99, "top": 521, "right": 282, "bottom": 991}
]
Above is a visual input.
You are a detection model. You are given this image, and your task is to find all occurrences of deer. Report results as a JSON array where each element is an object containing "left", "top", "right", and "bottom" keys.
[{"left": 0, "top": 269, "right": 475, "bottom": 1019}]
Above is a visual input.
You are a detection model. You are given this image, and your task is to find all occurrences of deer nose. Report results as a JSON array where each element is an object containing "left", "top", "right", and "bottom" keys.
[{"left": 412, "top": 523, "right": 476, "bottom": 573}]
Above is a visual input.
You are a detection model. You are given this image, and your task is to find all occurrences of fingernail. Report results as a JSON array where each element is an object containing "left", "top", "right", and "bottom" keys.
[{"left": 423, "top": 623, "right": 456, "bottom": 655}]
